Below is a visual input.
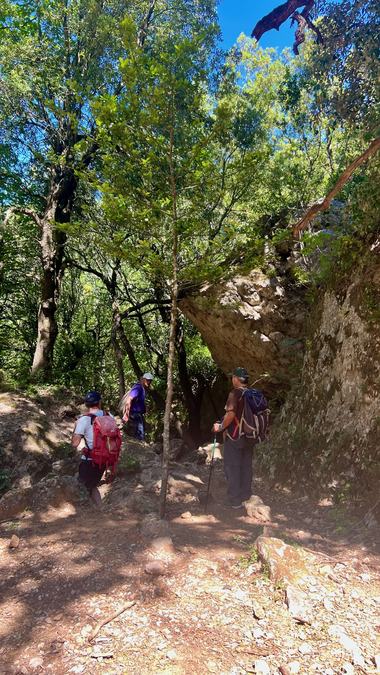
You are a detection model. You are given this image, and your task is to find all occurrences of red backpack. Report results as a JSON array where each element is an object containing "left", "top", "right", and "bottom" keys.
[{"left": 86, "top": 413, "right": 122, "bottom": 475}]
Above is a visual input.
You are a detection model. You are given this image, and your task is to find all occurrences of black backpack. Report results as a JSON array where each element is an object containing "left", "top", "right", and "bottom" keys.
[{"left": 227, "top": 388, "right": 270, "bottom": 444}]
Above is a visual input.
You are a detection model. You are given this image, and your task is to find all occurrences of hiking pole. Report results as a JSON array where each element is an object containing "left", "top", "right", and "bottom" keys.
[{"left": 205, "top": 435, "right": 217, "bottom": 514}]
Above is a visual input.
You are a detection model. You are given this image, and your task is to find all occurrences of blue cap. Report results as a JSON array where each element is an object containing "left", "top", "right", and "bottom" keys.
[{"left": 84, "top": 391, "right": 101, "bottom": 405}]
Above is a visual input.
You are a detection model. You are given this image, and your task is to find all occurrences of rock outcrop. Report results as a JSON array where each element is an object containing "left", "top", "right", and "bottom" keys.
[
  {"left": 180, "top": 270, "right": 306, "bottom": 396},
  {"left": 255, "top": 535, "right": 311, "bottom": 585},
  {"left": 262, "top": 259, "right": 380, "bottom": 494},
  {"left": 181, "top": 250, "right": 380, "bottom": 495},
  {"left": 0, "top": 391, "right": 78, "bottom": 493},
  {"left": 0, "top": 475, "right": 82, "bottom": 520},
  {"left": 244, "top": 495, "right": 271, "bottom": 521}
]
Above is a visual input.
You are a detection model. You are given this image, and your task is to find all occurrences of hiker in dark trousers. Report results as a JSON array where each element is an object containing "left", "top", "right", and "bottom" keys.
[
  {"left": 121, "top": 372, "right": 154, "bottom": 441},
  {"left": 72, "top": 391, "right": 105, "bottom": 507},
  {"left": 213, "top": 368, "right": 254, "bottom": 509}
]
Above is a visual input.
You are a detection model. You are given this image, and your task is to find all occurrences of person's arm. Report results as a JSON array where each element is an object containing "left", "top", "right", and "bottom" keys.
[
  {"left": 122, "top": 394, "right": 133, "bottom": 421},
  {"left": 72, "top": 417, "right": 87, "bottom": 450},
  {"left": 212, "top": 410, "right": 235, "bottom": 433},
  {"left": 213, "top": 390, "right": 239, "bottom": 433},
  {"left": 72, "top": 433, "right": 82, "bottom": 448}
]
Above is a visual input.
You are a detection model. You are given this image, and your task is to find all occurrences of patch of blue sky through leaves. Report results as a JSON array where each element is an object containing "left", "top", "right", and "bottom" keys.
[{"left": 218, "top": 0, "right": 296, "bottom": 51}]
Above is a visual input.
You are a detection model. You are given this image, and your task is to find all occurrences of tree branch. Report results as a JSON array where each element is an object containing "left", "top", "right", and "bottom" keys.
[
  {"left": 252, "top": 1, "right": 312, "bottom": 40},
  {"left": 293, "top": 137, "right": 380, "bottom": 237},
  {"left": 119, "top": 297, "right": 170, "bottom": 320},
  {"left": 66, "top": 256, "right": 110, "bottom": 286},
  {"left": 137, "top": 0, "right": 157, "bottom": 48},
  {"left": 3, "top": 206, "right": 42, "bottom": 228},
  {"left": 291, "top": 4, "right": 323, "bottom": 54},
  {"left": 252, "top": 1, "right": 322, "bottom": 54}
]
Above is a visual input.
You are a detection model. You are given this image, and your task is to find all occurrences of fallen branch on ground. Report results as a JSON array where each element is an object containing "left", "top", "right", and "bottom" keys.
[
  {"left": 293, "top": 137, "right": 380, "bottom": 237},
  {"left": 88, "top": 600, "right": 136, "bottom": 643},
  {"left": 237, "top": 640, "right": 280, "bottom": 656},
  {"left": 344, "top": 497, "right": 380, "bottom": 534},
  {"left": 302, "top": 547, "right": 337, "bottom": 560}
]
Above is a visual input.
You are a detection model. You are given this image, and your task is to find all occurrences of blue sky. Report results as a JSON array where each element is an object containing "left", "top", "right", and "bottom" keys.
[{"left": 218, "top": 0, "right": 295, "bottom": 51}]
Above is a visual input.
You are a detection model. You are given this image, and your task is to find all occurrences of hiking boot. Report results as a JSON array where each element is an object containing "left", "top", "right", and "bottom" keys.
[{"left": 222, "top": 499, "right": 243, "bottom": 509}]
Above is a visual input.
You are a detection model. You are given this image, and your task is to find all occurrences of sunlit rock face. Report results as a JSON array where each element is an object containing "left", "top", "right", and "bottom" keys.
[
  {"left": 260, "top": 261, "right": 380, "bottom": 493},
  {"left": 180, "top": 269, "right": 307, "bottom": 398},
  {"left": 181, "top": 254, "right": 380, "bottom": 494}
]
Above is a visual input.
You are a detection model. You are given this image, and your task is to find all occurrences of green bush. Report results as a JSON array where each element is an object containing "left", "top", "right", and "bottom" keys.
[{"left": 118, "top": 453, "right": 141, "bottom": 474}]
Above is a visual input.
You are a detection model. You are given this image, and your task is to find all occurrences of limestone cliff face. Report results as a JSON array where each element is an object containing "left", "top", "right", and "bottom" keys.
[
  {"left": 263, "top": 261, "right": 380, "bottom": 493},
  {"left": 180, "top": 256, "right": 380, "bottom": 494},
  {"left": 180, "top": 270, "right": 306, "bottom": 398}
]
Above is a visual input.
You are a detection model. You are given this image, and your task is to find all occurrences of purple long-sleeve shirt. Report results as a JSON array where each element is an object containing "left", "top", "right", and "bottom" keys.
[{"left": 128, "top": 382, "right": 146, "bottom": 414}]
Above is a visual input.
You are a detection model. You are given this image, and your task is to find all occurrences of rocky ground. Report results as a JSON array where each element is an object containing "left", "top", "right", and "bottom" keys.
[{"left": 0, "top": 391, "right": 379, "bottom": 675}]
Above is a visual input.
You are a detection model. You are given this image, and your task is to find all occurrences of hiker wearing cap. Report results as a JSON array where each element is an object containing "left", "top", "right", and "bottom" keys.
[
  {"left": 121, "top": 372, "right": 154, "bottom": 441},
  {"left": 213, "top": 368, "right": 254, "bottom": 509},
  {"left": 72, "top": 391, "right": 105, "bottom": 507}
]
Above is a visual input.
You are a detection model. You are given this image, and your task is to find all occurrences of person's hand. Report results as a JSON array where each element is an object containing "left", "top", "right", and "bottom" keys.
[{"left": 212, "top": 421, "right": 222, "bottom": 433}]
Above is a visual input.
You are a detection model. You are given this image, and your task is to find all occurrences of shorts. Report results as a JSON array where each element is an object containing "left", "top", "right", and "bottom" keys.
[{"left": 78, "top": 460, "right": 105, "bottom": 491}]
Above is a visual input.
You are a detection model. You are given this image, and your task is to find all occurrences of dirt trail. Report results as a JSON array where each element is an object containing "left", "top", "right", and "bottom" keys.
[{"left": 1, "top": 456, "right": 379, "bottom": 675}]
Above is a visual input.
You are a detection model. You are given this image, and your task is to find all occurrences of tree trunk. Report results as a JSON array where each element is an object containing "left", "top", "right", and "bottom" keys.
[
  {"left": 111, "top": 322, "right": 126, "bottom": 399},
  {"left": 113, "top": 308, "right": 165, "bottom": 410},
  {"left": 159, "top": 121, "right": 179, "bottom": 520},
  {"left": 114, "top": 312, "right": 142, "bottom": 379},
  {"left": 31, "top": 262, "right": 59, "bottom": 378},
  {"left": 176, "top": 320, "right": 203, "bottom": 445},
  {"left": 159, "top": 278, "right": 178, "bottom": 519},
  {"left": 31, "top": 166, "right": 76, "bottom": 379},
  {"left": 192, "top": 379, "right": 206, "bottom": 443}
]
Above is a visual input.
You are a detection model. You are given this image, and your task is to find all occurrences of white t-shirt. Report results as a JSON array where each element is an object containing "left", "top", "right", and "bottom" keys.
[{"left": 74, "top": 410, "right": 105, "bottom": 450}]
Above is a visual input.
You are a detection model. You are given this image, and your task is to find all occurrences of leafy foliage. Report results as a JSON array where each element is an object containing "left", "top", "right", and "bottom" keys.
[{"left": 0, "top": 0, "right": 378, "bottom": 445}]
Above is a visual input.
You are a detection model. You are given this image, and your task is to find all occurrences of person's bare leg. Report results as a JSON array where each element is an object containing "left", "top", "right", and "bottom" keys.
[{"left": 90, "top": 487, "right": 102, "bottom": 507}]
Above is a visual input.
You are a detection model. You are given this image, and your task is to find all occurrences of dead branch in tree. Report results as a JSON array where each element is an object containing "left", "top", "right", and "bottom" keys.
[
  {"left": 252, "top": 1, "right": 308, "bottom": 40},
  {"left": 293, "top": 137, "right": 380, "bottom": 237},
  {"left": 251, "top": 0, "right": 322, "bottom": 55},
  {"left": 137, "top": 0, "right": 157, "bottom": 48},
  {"left": 291, "top": 8, "right": 323, "bottom": 54}
]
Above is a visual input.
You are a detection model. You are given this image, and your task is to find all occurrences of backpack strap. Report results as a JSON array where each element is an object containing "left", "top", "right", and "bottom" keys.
[
  {"left": 226, "top": 416, "right": 240, "bottom": 440},
  {"left": 226, "top": 388, "right": 247, "bottom": 440},
  {"left": 81, "top": 413, "right": 99, "bottom": 455},
  {"left": 83, "top": 411, "right": 107, "bottom": 424},
  {"left": 237, "top": 388, "right": 248, "bottom": 437}
]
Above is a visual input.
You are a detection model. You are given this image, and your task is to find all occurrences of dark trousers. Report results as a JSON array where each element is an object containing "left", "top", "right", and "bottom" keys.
[
  {"left": 125, "top": 413, "right": 145, "bottom": 440},
  {"left": 223, "top": 436, "right": 253, "bottom": 506},
  {"left": 78, "top": 460, "right": 104, "bottom": 492}
]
